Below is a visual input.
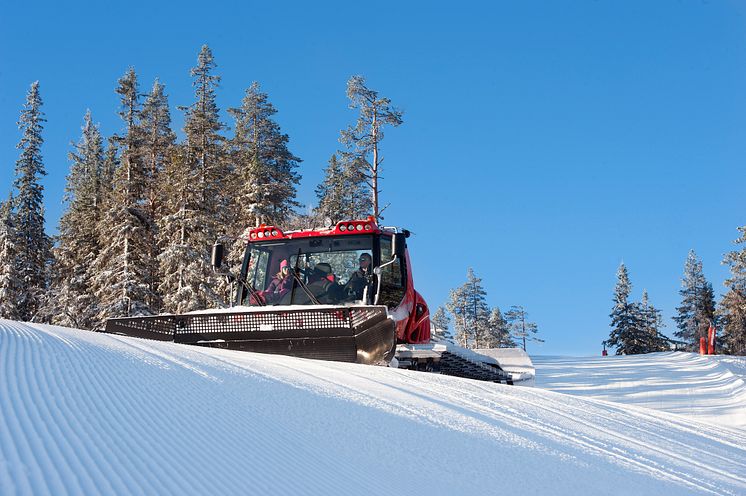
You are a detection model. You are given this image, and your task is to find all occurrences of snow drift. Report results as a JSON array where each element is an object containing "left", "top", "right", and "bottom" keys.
[{"left": 1, "top": 320, "right": 745, "bottom": 495}]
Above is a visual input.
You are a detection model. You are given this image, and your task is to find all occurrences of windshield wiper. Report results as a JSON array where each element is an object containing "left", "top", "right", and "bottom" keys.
[
  {"left": 289, "top": 248, "right": 321, "bottom": 305},
  {"left": 231, "top": 253, "right": 267, "bottom": 306},
  {"left": 232, "top": 273, "right": 265, "bottom": 306}
]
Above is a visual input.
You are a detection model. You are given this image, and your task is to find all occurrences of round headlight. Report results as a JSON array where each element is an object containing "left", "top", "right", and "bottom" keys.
[
  {"left": 264, "top": 230, "right": 270, "bottom": 237},
  {"left": 356, "top": 224, "right": 363, "bottom": 231},
  {"left": 347, "top": 224, "right": 355, "bottom": 231},
  {"left": 271, "top": 230, "right": 278, "bottom": 236},
  {"left": 364, "top": 224, "right": 371, "bottom": 231},
  {"left": 257, "top": 231, "right": 264, "bottom": 238},
  {"left": 250, "top": 233, "right": 257, "bottom": 239},
  {"left": 339, "top": 224, "right": 347, "bottom": 232}
]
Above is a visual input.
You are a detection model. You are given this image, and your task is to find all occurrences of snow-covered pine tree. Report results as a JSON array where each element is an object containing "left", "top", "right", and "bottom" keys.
[
  {"left": 314, "top": 154, "right": 345, "bottom": 224},
  {"left": 282, "top": 211, "right": 316, "bottom": 231},
  {"left": 91, "top": 69, "right": 158, "bottom": 322},
  {"left": 219, "top": 82, "right": 302, "bottom": 302},
  {"left": 44, "top": 111, "right": 106, "bottom": 328},
  {"left": 140, "top": 79, "right": 176, "bottom": 312},
  {"left": 608, "top": 263, "right": 649, "bottom": 354},
  {"left": 505, "top": 305, "right": 542, "bottom": 352},
  {"left": 228, "top": 82, "right": 301, "bottom": 228},
  {"left": 608, "top": 263, "right": 634, "bottom": 354},
  {"left": 639, "top": 289, "right": 670, "bottom": 353},
  {"left": 485, "top": 307, "right": 515, "bottom": 348},
  {"left": 182, "top": 45, "right": 227, "bottom": 230},
  {"left": 157, "top": 145, "right": 222, "bottom": 313},
  {"left": 112, "top": 68, "right": 147, "bottom": 203},
  {"left": 445, "top": 268, "right": 489, "bottom": 348},
  {"left": 12, "top": 81, "right": 52, "bottom": 322},
  {"left": 339, "top": 75, "right": 403, "bottom": 221},
  {"left": 446, "top": 285, "right": 470, "bottom": 347},
  {"left": 0, "top": 196, "right": 22, "bottom": 320},
  {"left": 315, "top": 153, "right": 371, "bottom": 223},
  {"left": 100, "top": 138, "right": 119, "bottom": 202},
  {"left": 719, "top": 290, "right": 746, "bottom": 355},
  {"left": 721, "top": 226, "right": 746, "bottom": 355},
  {"left": 464, "top": 268, "right": 490, "bottom": 349},
  {"left": 474, "top": 305, "right": 492, "bottom": 350},
  {"left": 430, "top": 305, "right": 454, "bottom": 343},
  {"left": 157, "top": 45, "right": 228, "bottom": 312},
  {"left": 673, "top": 250, "right": 717, "bottom": 350}
]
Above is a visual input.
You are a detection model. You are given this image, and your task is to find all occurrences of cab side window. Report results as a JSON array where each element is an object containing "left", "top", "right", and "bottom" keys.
[
  {"left": 379, "top": 237, "right": 405, "bottom": 306},
  {"left": 253, "top": 250, "right": 269, "bottom": 290}
]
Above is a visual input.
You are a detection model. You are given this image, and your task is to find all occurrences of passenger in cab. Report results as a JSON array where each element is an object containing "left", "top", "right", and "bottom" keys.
[
  {"left": 306, "top": 263, "right": 343, "bottom": 304},
  {"left": 264, "top": 259, "right": 293, "bottom": 304}
]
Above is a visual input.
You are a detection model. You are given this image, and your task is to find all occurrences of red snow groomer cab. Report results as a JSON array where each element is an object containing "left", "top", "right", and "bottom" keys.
[
  {"left": 219, "top": 218, "right": 431, "bottom": 363},
  {"left": 104, "top": 218, "right": 533, "bottom": 384}
]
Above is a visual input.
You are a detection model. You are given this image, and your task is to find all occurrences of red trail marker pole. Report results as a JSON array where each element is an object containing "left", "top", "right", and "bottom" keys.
[{"left": 707, "top": 325, "right": 716, "bottom": 355}]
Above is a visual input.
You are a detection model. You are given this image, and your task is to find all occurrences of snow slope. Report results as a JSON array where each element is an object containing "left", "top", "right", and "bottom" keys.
[
  {"left": 534, "top": 352, "right": 746, "bottom": 429},
  {"left": 1, "top": 321, "right": 745, "bottom": 495}
]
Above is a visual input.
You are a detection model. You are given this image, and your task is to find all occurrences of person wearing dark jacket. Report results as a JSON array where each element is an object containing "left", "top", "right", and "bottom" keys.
[
  {"left": 345, "top": 252, "right": 372, "bottom": 300},
  {"left": 303, "top": 263, "right": 343, "bottom": 304}
]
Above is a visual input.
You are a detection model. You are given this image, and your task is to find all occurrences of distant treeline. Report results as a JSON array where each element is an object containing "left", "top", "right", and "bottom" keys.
[
  {"left": 608, "top": 250, "right": 746, "bottom": 356},
  {"left": 436, "top": 251, "right": 746, "bottom": 356},
  {"left": 0, "top": 45, "right": 401, "bottom": 329},
  {"left": 431, "top": 268, "right": 543, "bottom": 353}
]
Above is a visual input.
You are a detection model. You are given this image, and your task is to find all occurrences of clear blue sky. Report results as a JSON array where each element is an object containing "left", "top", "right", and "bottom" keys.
[{"left": 2, "top": 1, "right": 745, "bottom": 355}]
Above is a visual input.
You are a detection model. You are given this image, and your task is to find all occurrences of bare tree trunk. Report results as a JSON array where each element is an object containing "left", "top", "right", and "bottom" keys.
[{"left": 371, "top": 112, "right": 379, "bottom": 220}]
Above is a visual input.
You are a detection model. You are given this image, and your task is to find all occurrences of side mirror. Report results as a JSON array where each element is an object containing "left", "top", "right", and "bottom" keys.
[
  {"left": 392, "top": 233, "right": 406, "bottom": 260},
  {"left": 211, "top": 243, "right": 224, "bottom": 269}
]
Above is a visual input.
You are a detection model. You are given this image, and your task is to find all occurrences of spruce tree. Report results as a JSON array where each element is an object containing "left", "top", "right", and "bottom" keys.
[
  {"left": 445, "top": 268, "right": 490, "bottom": 348},
  {"left": 12, "top": 81, "right": 52, "bottom": 322},
  {"left": 157, "top": 45, "right": 228, "bottom": 313},
  {"left": 315, "top": 154, "right": 371, "bottom": 223},
  {"left": 721, "top": 226, "right": 746, "bottom": 355},
  {"left": 639, "top": 290, "right": 670, "bottom": 353},
  {"left": 464, "top": 268, "right": 491, "bottom": 349},
  {"left": 608, "top": 263, "right": 636, "bottom": 354},
  {"left": 92, "top": 69, "right": 158, "bottom": 321},
  {"left": 112, "top": 68, "right": 146, "bottom": 203},
  {"left": 485, "top": 307, "right": 515, "bottom": 348},
  {"left": 430, "top": 306, "right": 453, "bottom": 343},
  {"left": 182, "top": 45, "right": 226, "bottom": 226},
  {"left": 446, "top": 285, "right": 470, "bottom": 347},
  {"left": 719, "top": 289, "right": 746, "bottom": 355},
  {"left": 0, "top": 197, "right": 22, "bottom": 320},
  {"left": 339, "top": 75, "right": 403, "bottom": 221},
  {"left": 315, "top": 154, "right": 345, "bottom": 223},
  {"left": 505, "top": 305, "right": 542, "bottom": 352},
  {"left": 608, "top": 263, "right": 660, "bottom": 354},
  {"left": 157, "top": 145, "right": 222, "bottom": 313},
  {"left": 673, "top": 250, "right": 717, "bottom": 350},
  {"left": 229, "top": 81, "right": 301, "bottom": 227},
  {"left": 100, "top": 138, "right": 119, "bottom": 202},
  {"left": 44, "top": 111, "right": 106, "bottom": 328},
  {"left": 473, "top": 304, "right": 492, "bottom": 350},
  {"left": 140, "top": 79, "right": 175, "bottom": 312}
]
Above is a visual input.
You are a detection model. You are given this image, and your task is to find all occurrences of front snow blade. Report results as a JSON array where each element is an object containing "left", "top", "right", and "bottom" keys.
[{"left": 103, "top": 306, "right": 396, "bottom": 365}]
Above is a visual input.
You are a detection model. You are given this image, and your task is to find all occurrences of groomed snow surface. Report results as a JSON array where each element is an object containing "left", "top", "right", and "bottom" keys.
[{"left": 1, "top": 321, "right": 745, "bottom": 495}]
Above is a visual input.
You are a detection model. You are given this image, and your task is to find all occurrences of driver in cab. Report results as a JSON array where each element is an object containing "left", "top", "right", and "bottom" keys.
[{"left": 345, "top": 252, "right": 372, "bottom": 300}]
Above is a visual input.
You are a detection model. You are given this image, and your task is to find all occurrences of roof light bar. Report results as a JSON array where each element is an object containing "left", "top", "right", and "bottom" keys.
[
  {"left": 247, "top": 226, "right": 286, "bottom": 241},
  {"left": 333, "top": 219, "right": 379, "bottom": 234}
]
